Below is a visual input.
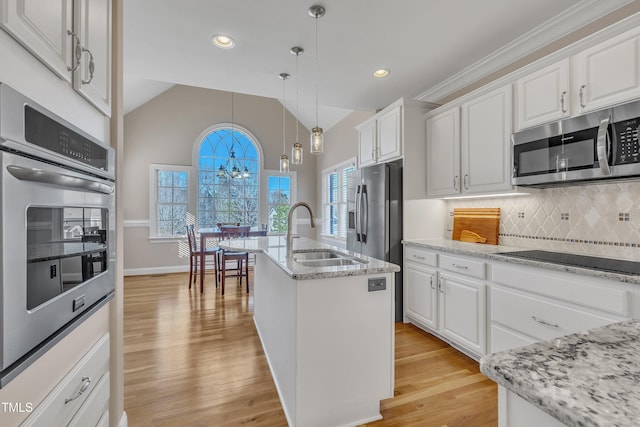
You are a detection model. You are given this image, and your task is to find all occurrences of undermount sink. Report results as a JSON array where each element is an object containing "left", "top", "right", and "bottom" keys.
[{"left": 292, "top": 250, "right": 368, "bottom": 268}]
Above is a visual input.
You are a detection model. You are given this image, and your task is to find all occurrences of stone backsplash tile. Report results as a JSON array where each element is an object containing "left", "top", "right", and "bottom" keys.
[{"left": 446, "top": 181, "right": 640, "bottom": 256}]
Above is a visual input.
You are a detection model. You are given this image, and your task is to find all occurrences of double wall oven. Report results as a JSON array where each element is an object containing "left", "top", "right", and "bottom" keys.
[{"left": 0, "top": 83, "right": 115, "bottom": 384}]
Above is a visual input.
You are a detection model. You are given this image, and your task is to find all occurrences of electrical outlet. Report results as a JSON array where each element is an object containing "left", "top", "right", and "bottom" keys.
[{"left": 368, "top": 277, "right": 386, "bottom": 292}]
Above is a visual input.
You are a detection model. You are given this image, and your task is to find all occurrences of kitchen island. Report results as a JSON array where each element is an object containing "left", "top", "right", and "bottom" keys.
[
  {"left": 219, "top": 235, "right": 400, "bottom": 427},
  {"left": 481, "top": 319, "right": 640, "bottom": 427}
]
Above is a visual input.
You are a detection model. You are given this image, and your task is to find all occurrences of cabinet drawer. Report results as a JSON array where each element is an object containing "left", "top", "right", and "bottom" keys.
[
  {"left": 491, "top": 287, "right": 621, "bottom": 342},
  {"left": 68, "top": 371, "right": 110, "bottom": 427},
  {"left": 404, "top": 247, "right": 437, "bottom": 266},
  {"left": 440, "top": 254, "right": 485, "bottom": 279},
  {"left": 22, "top": 334, "right": 109, "bottom": 427}
]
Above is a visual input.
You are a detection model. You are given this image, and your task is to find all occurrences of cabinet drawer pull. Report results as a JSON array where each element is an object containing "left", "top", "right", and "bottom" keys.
[
  {"left": 430, "top": 275, "right": 435, "bottom": 290},
  {"left": 463, "top": 174, "right": 469, "bottom": 190},
  {"left": 531, "top": 316, "right": 559, "bottom": 328},
  {"left": 452, "top": 264, "right": 468, "bottom": 269},
  {"left": 65, "top": 377, "right": 92, "bottom": 404},
  {"left": 579, "top": 85, "right": 587, "bottom": 108},
  {"left": 412, "top": 254, "right": 425, "bottom": 260},
  {"left": 438, "top": 277, "right": 444, "bottom": 293}
]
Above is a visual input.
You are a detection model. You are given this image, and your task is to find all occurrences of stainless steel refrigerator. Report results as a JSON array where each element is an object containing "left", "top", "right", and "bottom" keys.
[{"left": 347, "top": 159, "right": 403, "bottom": 321}]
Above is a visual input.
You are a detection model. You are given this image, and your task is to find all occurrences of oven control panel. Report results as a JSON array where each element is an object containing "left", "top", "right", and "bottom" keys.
[{"left": 613, "top": 118, "right": 640, "bottom": 165}]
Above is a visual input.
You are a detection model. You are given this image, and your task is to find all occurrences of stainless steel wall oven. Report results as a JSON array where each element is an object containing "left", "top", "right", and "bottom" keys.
[{"left": 0, "top": 83, "right": 115, "bottom": 385}]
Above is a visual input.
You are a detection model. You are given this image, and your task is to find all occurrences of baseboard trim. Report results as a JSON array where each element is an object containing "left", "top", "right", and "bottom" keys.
[{"left": 124, "top": 265, "right": 189, "bottom": 276}]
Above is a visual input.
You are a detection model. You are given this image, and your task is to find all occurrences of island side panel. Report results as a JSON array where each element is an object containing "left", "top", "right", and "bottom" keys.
[
  {"left": 253, "top": 253, "right": 297, "bottom": 425},
  {"left": 296, "top": 273, "right": 395, "bottom": 427}
]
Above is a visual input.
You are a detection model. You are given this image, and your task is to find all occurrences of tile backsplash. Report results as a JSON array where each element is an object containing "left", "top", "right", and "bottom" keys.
[{"left": 446, "top": 181, "right": 640, "bottom": 258}]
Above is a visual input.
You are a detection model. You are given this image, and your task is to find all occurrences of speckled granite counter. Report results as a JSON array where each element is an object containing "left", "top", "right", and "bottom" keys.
[
  {"left": 219, "top": 235, "right": 400, "bottom": 280},
  {"left": 402, "top": 238, "right": 640, "bottom": 284},
  {"left": 481, "top": 319, "right": 640, "bottom": 427}
]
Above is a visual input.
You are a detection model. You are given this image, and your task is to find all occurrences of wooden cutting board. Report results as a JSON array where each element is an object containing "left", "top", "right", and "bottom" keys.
[{"left": 452, "top": 208, "right": 500, "bottom": 245}]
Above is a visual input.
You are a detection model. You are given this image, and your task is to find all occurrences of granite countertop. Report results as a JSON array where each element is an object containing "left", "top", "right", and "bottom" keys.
[
  {"left": 402, "top": 238, "right": 640, "bottom": 284},
  {"left": 219, "top": 235, "right": 400, "bottom": 280},
  {"left": 480, "top": 319, "right": 640, "bottom": 427}
]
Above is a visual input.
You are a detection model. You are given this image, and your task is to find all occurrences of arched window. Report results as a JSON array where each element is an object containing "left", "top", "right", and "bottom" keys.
[{"left": 197, "top": 126, "right": 260, "bottom": 228}]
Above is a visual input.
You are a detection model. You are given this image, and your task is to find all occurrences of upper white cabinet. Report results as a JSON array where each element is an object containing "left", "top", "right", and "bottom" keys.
[
  {"left": 516, "top": 26, "right": 640, "bottom": 130},
  {"left": 0, "top": 0, "right": 112, "bottom": 115},
  {"left": 357, "top": 98, "right": 430, "bottom": 168},
  {"left": 426, "top": 107, "right": 460, "bottom": 196},
  {"left": 426, "top": 85, "right": 512, "bottom": 197},
  {"left": 357, "top": 119, "right": 377, "bottom": 168},
  {"left": 573, "top": 26, "right": 640, "bottom": 114},
  {"left": 516, "top": 59, "right": 571, "bottom": 129}
]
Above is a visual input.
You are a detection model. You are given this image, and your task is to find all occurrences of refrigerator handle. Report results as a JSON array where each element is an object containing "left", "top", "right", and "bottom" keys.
[
  {"left": 355, "top": 185, "right": 361, "bottom": 242},
  {"left": 361, "top": 184, "right": 368, "bottom": 244}
]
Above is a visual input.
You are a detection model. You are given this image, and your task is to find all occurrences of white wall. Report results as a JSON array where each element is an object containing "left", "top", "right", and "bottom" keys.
[{"left": 123, "top": 85, "right": 316, "bottom": 274}]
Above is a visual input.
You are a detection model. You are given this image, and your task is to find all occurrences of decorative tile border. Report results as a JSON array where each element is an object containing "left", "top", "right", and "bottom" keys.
[{"left": 500, "top": 233, "right": 640, "bottom": 248}]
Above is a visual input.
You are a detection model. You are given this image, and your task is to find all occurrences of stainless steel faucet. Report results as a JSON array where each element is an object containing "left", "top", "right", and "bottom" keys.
[{"left": 286, "top": 202, "right": 315, "bottom": 257}]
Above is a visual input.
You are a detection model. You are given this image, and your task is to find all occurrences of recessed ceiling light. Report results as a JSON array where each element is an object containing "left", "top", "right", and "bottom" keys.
[
  {"left": 373, "top": 69, "right": 390, "bottom": 78},
  {"left": 211, "top": 34, "right": 235, "bottom": 49}
]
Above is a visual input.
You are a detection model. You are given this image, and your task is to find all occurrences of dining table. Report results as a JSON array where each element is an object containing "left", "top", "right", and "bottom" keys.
[{"left": 198, "top": 227, "right": 267, "bottom": 291}]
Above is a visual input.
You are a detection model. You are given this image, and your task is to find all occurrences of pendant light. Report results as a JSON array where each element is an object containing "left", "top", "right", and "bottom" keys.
[
  {"left": 290, "top": 46, "right": 304, "bottom": 165},
  {"left": 309, "top": 5, "right": 325, "bottom": 154},
  {"left": 217, "top": 92, "right": 247, "bottom": 179},
  {"left": 279, "top": 73, "right": 290, "bottom": 173}
]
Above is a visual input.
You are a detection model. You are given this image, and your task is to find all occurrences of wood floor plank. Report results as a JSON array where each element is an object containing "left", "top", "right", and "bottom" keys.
[{"left": 124, "top": 272, "right": 497, "bottom": 426}]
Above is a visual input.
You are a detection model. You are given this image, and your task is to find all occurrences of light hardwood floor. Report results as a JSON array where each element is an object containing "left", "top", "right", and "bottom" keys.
[{"left": 124, "top": 272, "right": 497, "bottom": 426}]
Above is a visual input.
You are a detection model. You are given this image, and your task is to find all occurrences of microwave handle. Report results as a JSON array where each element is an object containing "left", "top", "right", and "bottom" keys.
[
  {"left": 6, "top": 165, "right": 115, "bottom": 194},
  {"left": 596, "top": 116, "right": 612, "bottom": 176}
]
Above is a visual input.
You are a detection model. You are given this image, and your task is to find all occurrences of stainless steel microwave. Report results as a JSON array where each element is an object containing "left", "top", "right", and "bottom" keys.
[{"left": 512, "top": 99, "right": 640, "bottom": 186}]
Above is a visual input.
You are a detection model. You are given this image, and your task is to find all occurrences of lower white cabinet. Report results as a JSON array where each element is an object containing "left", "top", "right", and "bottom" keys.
[
  {"left": 21, "top": 333, "right": 110, "bottom": 427},
  {"left": 404, "top": 249, "right": 438, "bottom": 329},
  {"left": 489, "top": 261, "right": 630, "bottom": 353},
  {"left": 438, "top": 272, "right": 486, "bottom": 356},
  {"left": 404, "top": 247, "right": 487, "bottom": 359}
]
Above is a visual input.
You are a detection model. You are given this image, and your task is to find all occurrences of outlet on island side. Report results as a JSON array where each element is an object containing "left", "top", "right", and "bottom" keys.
[{"left": 368, "top": 277, "right": 386, "bottom": 292}]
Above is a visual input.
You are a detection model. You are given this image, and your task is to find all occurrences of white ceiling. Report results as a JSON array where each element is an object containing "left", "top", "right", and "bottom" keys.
[{"left": 123, "top": 0, "right": 632, "bottom": 131}]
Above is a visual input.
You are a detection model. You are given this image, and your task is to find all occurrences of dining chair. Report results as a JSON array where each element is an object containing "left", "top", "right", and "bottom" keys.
[
  {"left": 219, "top": 226, "right": 250, "bottom": 295},
  {"left": 186, "top": 224, "right": 220, "bottom": 292}
]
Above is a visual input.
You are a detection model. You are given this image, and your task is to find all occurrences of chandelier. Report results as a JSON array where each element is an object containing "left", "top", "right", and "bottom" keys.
[{"left": 217, "top": 92, "right": 249, "bottom": 179}]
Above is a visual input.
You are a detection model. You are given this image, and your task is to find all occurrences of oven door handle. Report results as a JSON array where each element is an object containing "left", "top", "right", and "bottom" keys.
[
  {"left": 7, "top": 165, "right": 115, "bottom": 194},
  {"left": 596, "top": 115, "right": 612, "bottom": 176}
]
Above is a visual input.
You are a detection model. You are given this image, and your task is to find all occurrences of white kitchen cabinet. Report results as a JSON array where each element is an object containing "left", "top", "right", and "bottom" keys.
[
  {"left": 356, "top": 98, "right": 429, "bottom": 168},
  {"left": 22, "top": 333, "right": 110, "bottom": 427},
  {"left": 426, "top": 107, "right": 460, "bottom": 197},
  {"left": 376, "top": 106, "right": 401, "bottom": 162},
  {"left": 515, "top": 59, "right": 571, "bottom": 130},
  {"left": 426, "top": 85, "right": 512, "bottom": 197},
  {"left": 490, "top": 261, "right": 630, "bottom": 353},
  {"left": 573, "top": 25, "right": 640, "bottom": 114},
  {"left": 358, "top": 119, "right": 377, "bottom": 168},
  {"left": 404, "top": 247, "right": 487, "bottom": 359},
  {"left": 0, "top": 0, "right": 73, "bottom": 82},
  {"left": 0, "top": 0, "right": 112, "bottom": 115},
  {"left": 460, "top": 85, "right": 512, "bottom": 195},
  {"left": 404, "top": 247, "right": 438, "bottom": 329},
  {"left": 73, "top": 0, "right": 111, "bottom": 115}
]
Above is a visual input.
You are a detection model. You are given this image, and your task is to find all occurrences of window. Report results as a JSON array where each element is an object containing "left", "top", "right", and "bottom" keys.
[
  {"left": 149, "top": 164, "right": 190, "bottom": 237},
  {"left": 265, "top": 172, "right": 296, "bottom": 233},
  {"left": 197, "top": 127, "right": 260, "bottom": 229},
  {"left": 322, "top": 159, "right": 356, "bottom": 239}
]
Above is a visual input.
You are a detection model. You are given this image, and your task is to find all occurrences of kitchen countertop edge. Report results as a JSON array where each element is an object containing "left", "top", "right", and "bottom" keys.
[
  {"left": 402, "top": 238, "right": 640, "bottom": 284},
  {"left": 220, "top": 236, "right": 400, "bottom": 280}
]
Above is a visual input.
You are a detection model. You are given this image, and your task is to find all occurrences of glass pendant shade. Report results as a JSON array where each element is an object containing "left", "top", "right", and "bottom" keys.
[
  {"left": 242, "top": 166, "right": 250, "bottom": 178},
  {"left": 310, "top": 127, "right": 324, "bottom": 154},
  {"left": 280, "top": 154, "right": 290, "bottom": 173},
  {"left": 291, "top": 142, "right": 303, "bottom": 165}
]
